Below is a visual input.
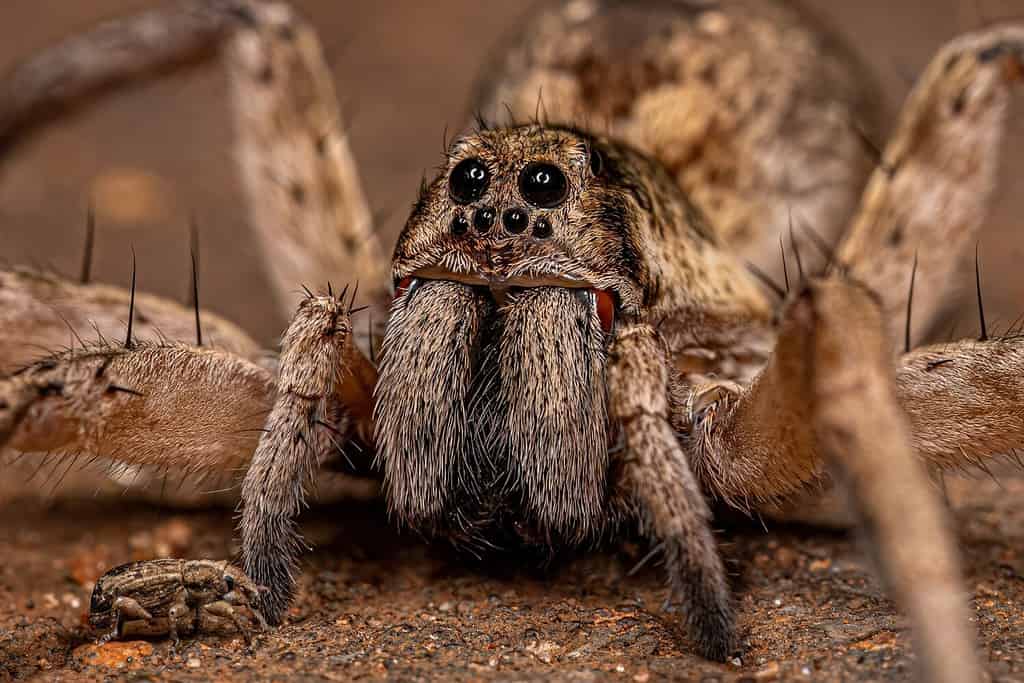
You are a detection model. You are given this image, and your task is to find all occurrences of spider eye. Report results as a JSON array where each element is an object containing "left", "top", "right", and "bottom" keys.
[
  {"left": 589, "top": 148, "right": 604, "bottom": 177},
  {"left": 519, "top": 162, "right": 568, "bottom": 208},
  {"left": 223, "top": 575, "right": 235, "bottom": 591},
  {"left": 448, "top": 158, "right": 490, "bottom": 204}
]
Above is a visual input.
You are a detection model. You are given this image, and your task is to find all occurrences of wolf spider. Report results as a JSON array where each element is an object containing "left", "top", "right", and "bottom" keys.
[{"left": 1, "top": 2, "right": 1022, "bottom": 681}]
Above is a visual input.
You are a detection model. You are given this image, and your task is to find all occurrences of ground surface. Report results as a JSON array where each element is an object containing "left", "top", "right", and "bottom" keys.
[
  {"left": 2, "top": 474, "right": 1024, "bottom": 681},
  {"left": 2, "top": 1, "right": 1024, "bottom": 681}
]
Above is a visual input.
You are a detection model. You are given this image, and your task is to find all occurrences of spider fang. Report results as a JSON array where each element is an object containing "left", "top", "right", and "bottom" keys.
[{"left": 589, "top": 288, "right": 615, "bottom": 334}]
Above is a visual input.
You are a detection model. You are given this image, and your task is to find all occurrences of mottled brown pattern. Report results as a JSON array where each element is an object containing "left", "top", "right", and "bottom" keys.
[
  {"left": 476, "top": 0, "right": 877, "bottom": 278},
  {"left": 89, "top": 558, "right": 265, "bottom": 645}
]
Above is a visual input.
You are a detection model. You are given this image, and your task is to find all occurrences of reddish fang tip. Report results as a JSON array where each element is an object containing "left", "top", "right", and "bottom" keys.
[
  {"left": 393, "top": 277, "right": 414, "bottom": 301},
  {"left": 593, "top": 289, "right": 615, "bottom": 333}
]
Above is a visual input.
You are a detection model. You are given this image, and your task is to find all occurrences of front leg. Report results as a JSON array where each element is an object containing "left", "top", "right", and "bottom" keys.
[
  {"left": 240, "top": 291, "right": 377, "bottom": 624},
  {"left": 685, "top": 279, "right": 980, "bottom": 683},
  {"left": 606, "top": 324, "right": 734, "bottom": 662}
]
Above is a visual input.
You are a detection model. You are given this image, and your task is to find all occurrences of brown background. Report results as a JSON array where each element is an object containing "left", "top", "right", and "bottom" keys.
[
  {"left": 2, "top": 2, "right": 1024, "bottom": 681},
  {"left": 2, "top": 0, "right": 1022, "bottom": 345}
]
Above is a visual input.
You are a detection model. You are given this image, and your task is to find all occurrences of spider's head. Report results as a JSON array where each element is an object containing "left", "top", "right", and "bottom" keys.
[
  {"left": 391, "top": 124, "right": 660, "bottom": 329},
  {"left": 376, "top": 126, "right": 668, "bottom": 547}
]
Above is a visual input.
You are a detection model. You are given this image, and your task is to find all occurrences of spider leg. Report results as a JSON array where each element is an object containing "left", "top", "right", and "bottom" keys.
[
  {"left": 684, "top": 278, "right": 979, "bottom": 683},
  {"left": 837, "top": 25, "right": 1024, "bottom": 340},
  {"left": 0, "top": 342, "right": 274, "bottom": 476},
  {"left": 224, "top": 2, "right": 391, "bottom": 322},
  {"left": 240, "top": 291, "right": 376, "bottom": 625},
  {"left": 606, "top": 323, "right": 734, "bottom": 662},
  {"left": 0, "top": 267, "right": 265, "bottom": 374},
  {"left": 0, "top": 0, "right": 236, "bottom": 153},
  {"left": 0, "top": 1, "right": 392, "bottom": 345},
  {"left": 0, "top": 264, "right": 277, "bottom": 502},
  {"left": 898, "top": 338, "right": 1024, "bottom": 473}
]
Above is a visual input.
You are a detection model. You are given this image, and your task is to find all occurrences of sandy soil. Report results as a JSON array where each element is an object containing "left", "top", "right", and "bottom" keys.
[
  {"left": 2, "top": 474, "right": 1024, "bottom": 681},
  {"left": 2, "top": 1, "right": 1024, "bottom": 681}
]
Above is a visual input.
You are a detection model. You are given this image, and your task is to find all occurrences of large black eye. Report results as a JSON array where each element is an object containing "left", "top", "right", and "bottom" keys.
[
  {"left": 448, "top": 158, "right": 490, "bottom": 204},
  {"left": 589, "top": 147, "right": 604, "bottom": 177},
  {"left": 518, "top": 162, "right": 568, "bottom": 208}
]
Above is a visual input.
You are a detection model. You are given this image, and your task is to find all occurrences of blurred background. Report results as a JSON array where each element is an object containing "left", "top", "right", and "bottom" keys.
[
  {"left": 1, "top": 6, "right": 1023, "bottom": 679},
  {"left": 1, "top": 0, "right": 1022, "bottom": 346}
]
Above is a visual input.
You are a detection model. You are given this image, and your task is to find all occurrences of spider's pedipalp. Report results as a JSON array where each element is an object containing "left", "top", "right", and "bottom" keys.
[
  {"left": 606, "top": 323, "right": 734, "bottom": 662},
  {"left": 684, "top": 279, "right": 980, "bottom": 682},
  {"left": 240, "top": 291, "right": 376, "bottom": 624},
  {"left": 838, "top": 24, "right": 1024, "bottom": 342}
]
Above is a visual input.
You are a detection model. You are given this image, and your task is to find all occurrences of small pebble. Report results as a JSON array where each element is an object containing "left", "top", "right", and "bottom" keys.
[
  {"left": 755, "top": 661, "right": 780, "bottom": 680},
  {"left": 809, "top": 558, "right": 832, "bottom": 572}
]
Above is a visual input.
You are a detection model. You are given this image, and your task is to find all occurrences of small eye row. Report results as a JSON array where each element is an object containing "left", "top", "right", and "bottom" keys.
[
  {"left": 450, "top": 207, "right": 552, "bottom": 238},
  {"left": 448, "top": 158, "right": 569, "bottom": 209}
]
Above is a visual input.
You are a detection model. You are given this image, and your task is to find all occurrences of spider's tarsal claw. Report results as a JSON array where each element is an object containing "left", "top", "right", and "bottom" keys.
[{"left": 687, "top": 381, "right": 741, "bottom": 427}]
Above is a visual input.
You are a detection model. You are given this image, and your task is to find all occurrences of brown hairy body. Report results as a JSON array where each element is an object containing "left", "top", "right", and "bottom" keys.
[{"left": 1, "top": 2, "right": 1022, "bottom": 681}]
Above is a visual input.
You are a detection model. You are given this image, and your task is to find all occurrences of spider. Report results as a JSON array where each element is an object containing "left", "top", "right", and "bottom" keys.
[{"left": 1, "top": 2, "right": 1022, "bottom": 681}]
